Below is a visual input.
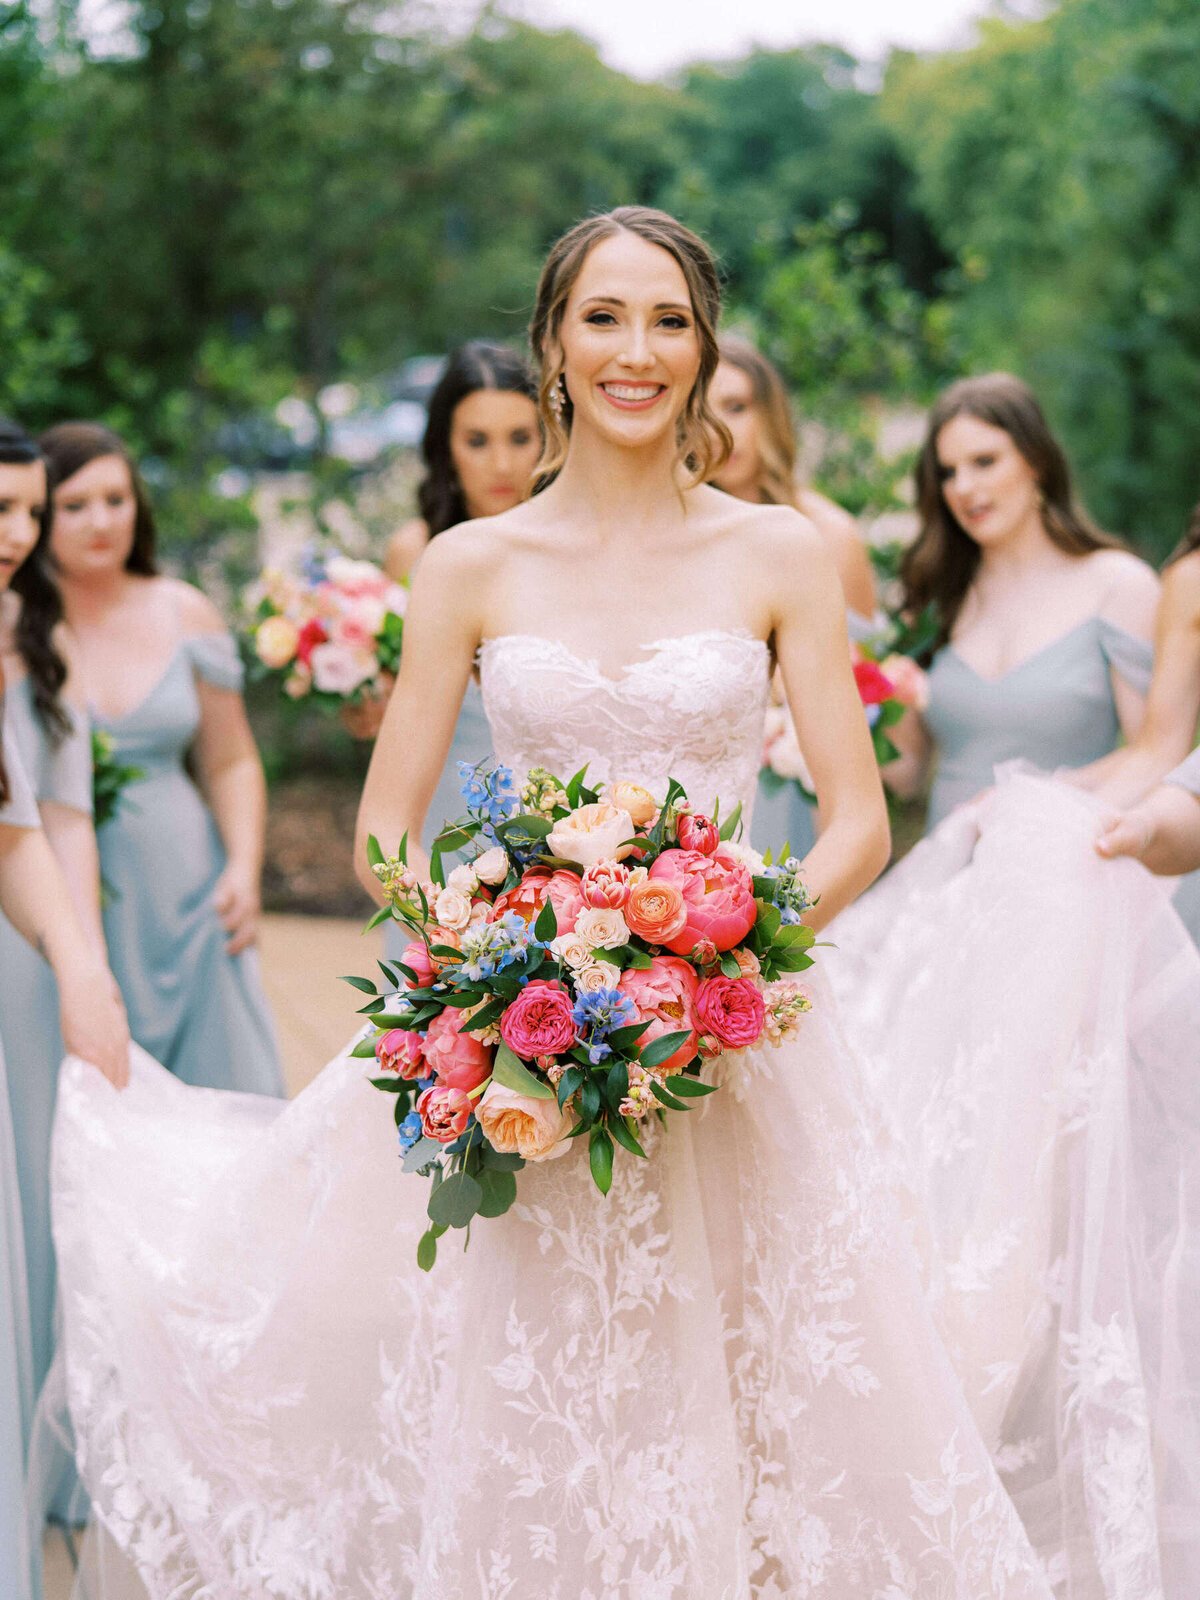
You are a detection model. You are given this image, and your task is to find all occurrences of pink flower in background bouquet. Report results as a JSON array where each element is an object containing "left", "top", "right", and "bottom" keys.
[{"left": 243, "top": 550, "right": 407, "bottom": 707}]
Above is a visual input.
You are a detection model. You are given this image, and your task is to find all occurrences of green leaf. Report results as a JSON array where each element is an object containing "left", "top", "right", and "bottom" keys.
[
  {"left": 461, "top": 997, "right": 505, "bottom": 1034},
  {"left": 566, "top": 764, "right": 590, "bottom": 806},
  {"left": 621, "top": 946, "right": 654, "bottom": 970},
  {"left": 397, "top": 829, "right": 409, "bottom": 866},
  {"left": 492, "top": 1041, "right": 555, "bottom": 1100},
  {"left": 718, "top": 800, "right": 743, "bottom": 841},
  {"left": 606, "top": 1019, "right": 651, "bottom": 1051},
  {"left": 416, "top": 1228, "right": 439, "bottom": 1271},
  {"left": 402, "top": 1136, "right": 442, "bottom": 1173},
  {"left": 476, "top": 1166, "right": 518, "bottom": 1218},
  {"left": 774, "top": 924, "right": 815, "bottom": 949},
  {"left": 534, "top": 897, "right": 558, "bottom": 943},
  {"left": 754, "top": 900, "right": 782, "bottom": 941},
  {"left": 719, "top": 953, "right": 741, "bottom": 978},
  {"left": 580, "top": 1077, "right": 601, "bottom": 1122},
  {"left": 498, "top": 812, "right": 553, "bottom": 839},
  {"left": 605, "top": 1058, "right": 629, "bottom": 1108},
  {"left": 608, "top": 1114, "right": 647, "bottom": 1159},
  {"left": 357, "top": 996, "right": 386, "bottom": 1014},
  {"left": 368, "top": 1075, "right": 407, "bottom": 1092},
  {"left": 429, "top": 840, "right": 445, "bottom": 888},
  {"left": 427, "top": 1169, "right": 483, "bottom": 1229},
  {"left": 434, "top": 822, "right": 477, "bottom": 853},
  {"left": 556, "top": 1066, "right": 584, "bottom": 1108},
  {"left": 664, "top": 1075, "right": 719, "bottom": 1098},
  {"left": 340, "top": 974, "right": 378, "bottom": 995},
  {"left": 640, "top": 1029, "right": 692, "bottom": 1070},
  {"left": 757, "top": 768, "right": 787, "bottom": 797},
  {"left": 480, "top": 1147, "right": 526, "bottom": 1172},
  {"left": 351, "top": 1034, "right": 380, "bottom": 1058},
  {"left": 366, "top": 834, "right": 385, "bottom": 868},
  {"left": 588, "top": 1127, "right": 614, "bottom": 1194},
  {"left": 369, "top": 1010, "right": 422, "bottom": 1030},
  {"left": 649, "top": 1080, "right": 689, "bottom": 1111},
  {"left": 363, "top": 904, "right": 393, "bottom": 933},
  {"left": 776, "top": 948, "right": 814, "bottom": 972}
]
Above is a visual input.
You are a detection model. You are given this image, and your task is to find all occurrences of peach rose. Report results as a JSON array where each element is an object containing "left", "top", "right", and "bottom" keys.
[
  {"left": 574, "top": 906, "right": 630, "bottom": 951},
  {"left": 603, "top": 781, "right": 659, "bottom": 829},
  {"left": 446, "top": 862, "right": 480, "bottom": 896},
  {"left": 476, "top": 1081, "right": 577, "bottom": 1162},
  {"left": 547, "top": 802, "right": 635, "bottom": 871},
  {"left": 255, "top": 614, "right": 300, "bottom": 669},
  {"left": 551, "top": 931, "right": 593, "bottom": 970},
  {"left": 624, "top": 878, "right": 688, "bottom": 945},
  {"left": 574, "top": 959, "right": 622, "bottom": 995}
]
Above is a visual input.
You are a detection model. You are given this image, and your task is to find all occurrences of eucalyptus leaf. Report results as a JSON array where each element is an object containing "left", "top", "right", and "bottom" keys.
[
  {"left": 402, "top": 1136, "right": 442, "bottom": 1173},
  {"left": 720, "top": 953, "right": 741, "bottom": 979},
  {"left": 493, "top": 1041, "right": 555, "bottom": 1100},
  {"left": 427, "top": 1169, "right": 483, "bottom": 1229},
  {"left": 480, "top": 1147, "right": 526, "bottom": 1172},
  {"left": 476, "top": 1166, "right": 518, "bottom": 1218},
  {"left": 416, "top": 1229, "right": 439, "bottom": 1271}
]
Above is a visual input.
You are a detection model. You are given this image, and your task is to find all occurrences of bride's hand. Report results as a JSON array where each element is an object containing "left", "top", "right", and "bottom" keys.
[
  {"left": 1095, "top": 806, "right": 1152, "bottom": 862},
  {"left": 60, "top": 962, "right": 131, "bottom": 1088}
]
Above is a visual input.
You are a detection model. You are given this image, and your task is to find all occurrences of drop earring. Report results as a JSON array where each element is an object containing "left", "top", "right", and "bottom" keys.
[{"left": 548, "top": 374, "right": 566, "bottom": 419}]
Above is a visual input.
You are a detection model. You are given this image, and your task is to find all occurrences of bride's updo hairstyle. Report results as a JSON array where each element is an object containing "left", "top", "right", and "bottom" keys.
[
  {"left": 902, "top": 372, "right": 1121, "bottom": 657},
  {"left": 529, "top": 206, "right": 731, "bottom": 487}
]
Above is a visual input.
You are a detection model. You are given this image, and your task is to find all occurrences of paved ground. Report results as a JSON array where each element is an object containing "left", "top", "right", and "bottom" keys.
[{"left": 41, "top": 910, "right": 383, "bottom": 1595}]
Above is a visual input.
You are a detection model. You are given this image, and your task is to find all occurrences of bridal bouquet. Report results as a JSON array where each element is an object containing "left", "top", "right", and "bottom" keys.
[
  {"left": 243, "top": 551, "right": 407, "bottom": 706},
  {"left": 347, "top": 764, "right": 816, "bottom": 1268},
  {"left": 761, "top": 643, "right": 928, "bottom": 803}
]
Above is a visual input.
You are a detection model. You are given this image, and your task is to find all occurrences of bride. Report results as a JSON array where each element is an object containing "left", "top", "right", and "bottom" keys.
[{"left": 45, "top": 207, "right": 1051, "bottom": 1598}]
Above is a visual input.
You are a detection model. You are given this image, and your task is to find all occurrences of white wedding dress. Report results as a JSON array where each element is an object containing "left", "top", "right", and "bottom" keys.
[
  {"left": 827, "top": 769, "right": 1200, "bottom": 1598},
  {"left": 45, "top": 631, "right": 1052, "bottom": 1599}
]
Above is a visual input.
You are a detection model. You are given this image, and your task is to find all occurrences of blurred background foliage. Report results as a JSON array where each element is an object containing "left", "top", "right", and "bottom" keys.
[{"left": 1, "top": 0, "right": 1198, "bottom": 566}]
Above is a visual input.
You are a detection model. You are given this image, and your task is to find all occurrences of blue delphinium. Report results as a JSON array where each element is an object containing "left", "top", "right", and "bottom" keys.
[
  {"left": 457, "top": 912, "right": 536, "bottom": 982},
  {"left": 397, "top": 1111, "right": 423, "bottom": 1153},
  {"left": 761, "top": 856, "right": 813, "bottom": 923},
  {"left": 571, "top": 987, "right": 638, "bottom": 1066}
]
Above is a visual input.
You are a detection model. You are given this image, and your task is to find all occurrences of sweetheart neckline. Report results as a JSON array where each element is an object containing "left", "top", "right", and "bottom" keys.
[{"left": 477, "top": 628, "right": 768, "bottom": 687}]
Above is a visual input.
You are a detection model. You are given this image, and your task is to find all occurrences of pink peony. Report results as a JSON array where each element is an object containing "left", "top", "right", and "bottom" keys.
[
  {"left": 422, "top": 1008, "right": 493, "bottom": 1092},
  {"left": 500, "top": 978, "right": 579, "bottom": 1059},
  {"left": 476, "top": 1082, "right": 576, "bottom": 1161},
  {"left": 416, "top": 1084, "right": 473, "bottom": 1143},
  {"left": 695, "top": 975, "right": 766, "bottom": 1050},
  {"left": 648, "top": 847, "right": 757, "bottom": 956},
  {"left": 579, "top": 859, "right": 631, "bottom": 910},
  {"left": 374, "top": 1027, "right": 425, "bottom": 1080},
  {"left": 617, "top": 955, "right": 700, "bottom": 1077},
  {"left": 310, "top": 641, "right": 375, "bottom": 696},
  {"left": 879, "top": 653, "right": 930, "bottom": 712},
  {"left": 492, "top": 867, "right": 584, "bottom": 933},
  {"left": 676, "top": 810, "right": 720, "bottom": 856}
]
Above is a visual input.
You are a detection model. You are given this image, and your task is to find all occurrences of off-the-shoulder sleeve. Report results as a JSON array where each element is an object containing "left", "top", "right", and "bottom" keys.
[
  {"left": 1164, "top": 747, "right": 1200, "bottom": 798},
  {"left": 1097, "top": 618, "right": 1154, "bottom": 695},
  {"left": 184, "top": 631, "right": 245, "bottom": 692},
  {"left": 0, "top": 717, "right": 41, "bottom": 829},
  {"left": 39, "top": 701, "right": 94, "bottom": 814}
]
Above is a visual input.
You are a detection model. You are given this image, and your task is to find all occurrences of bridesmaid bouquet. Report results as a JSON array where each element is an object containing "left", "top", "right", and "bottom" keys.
[
  {"left": 243, "top": 551, "right": 407, "bottom": 706},
  {"left": 348, "top": 764, "right": 817, "bottom": 1268},
  {"left": 761, "top": 642, "right": 928, "bottom": 803},
  {"left": 91, "top": 730, "right": 145, "bottom": 828}
]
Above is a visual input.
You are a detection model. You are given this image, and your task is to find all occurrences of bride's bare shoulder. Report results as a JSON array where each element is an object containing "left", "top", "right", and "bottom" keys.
[{"left": 699, "top": 489, "right": 834, "bottom": 585}]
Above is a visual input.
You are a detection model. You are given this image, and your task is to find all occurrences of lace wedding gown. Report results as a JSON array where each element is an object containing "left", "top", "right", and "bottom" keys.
[
  {"left": 827, "top": 769, "right": 1200, "bottom": 1598},
  {"left": 46, "top": 631, "right": 1051, "bottom": 1600}
]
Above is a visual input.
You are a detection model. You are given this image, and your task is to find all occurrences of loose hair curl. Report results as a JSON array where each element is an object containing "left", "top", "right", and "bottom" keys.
[
  {"left": 529, "top": 206, "right": 731, "bottom": 488},
  {"left": 901, "top": 373, "right": 1122, "bottom": 660}
]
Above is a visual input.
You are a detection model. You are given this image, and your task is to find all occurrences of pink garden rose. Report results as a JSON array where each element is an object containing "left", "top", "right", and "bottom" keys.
[
  {"left": 374, "top": 1027, "right": 425, "bottom": 1080},
  {"left": 500, "top": 978, "right": 579, "bottom": 1059},
  {"left": 422, "top": 1008, "right": 493, "bottom": 1093},
  {"left": 676, "top": 810, "right": 720, "bottom": 856},
  {"left": 696, "top": 975, "right": 766, "bottom": 1051},
  {"left": 617, "top": 955, "right": 699, "bottom": 1077},
  {"left": 416, "top": 1084, "right": 473, "bottom": 1143},
  {"left": 476, "top": 1082, "right": 576, "bottom": 1161},
  {"left": 648, "top": 847, "right": 757, "bottom": 955},
  {"left": 879, "top": 653, "right": 930, "bottom": 712},
  {"left": 310, "top": 640, "right": 375, "bottom": 696},
  {"left": 492, "top": 867, "right": 584, "bottom": 933},
  {"left": 579, "top": 859, "right": 631, "bottom": 910}
]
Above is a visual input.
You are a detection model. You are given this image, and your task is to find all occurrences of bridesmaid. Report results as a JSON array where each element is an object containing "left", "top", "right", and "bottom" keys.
[
  {"left": 345, "top": 341, "right": 540, "bottom": 871},
  {"left": 883, "top": 373, "right": 1159, "bottom": 823},
  {"left": 0, "top": 432, "right": 128, "bottom": 1597},
  {"left": 40, "top": 421, "right": 284, "bottom": 1096},
  {"left": 708, "top": 335, "right": 878, "bottom": 857}
]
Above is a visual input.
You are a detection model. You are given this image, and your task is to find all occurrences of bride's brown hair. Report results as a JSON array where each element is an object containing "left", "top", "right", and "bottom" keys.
[
  {"left": 529, "top": 206, "right": 731, "bottom": 488},
  {"left": 901, "top": 372, "right": 1122, "bottom": 658}
]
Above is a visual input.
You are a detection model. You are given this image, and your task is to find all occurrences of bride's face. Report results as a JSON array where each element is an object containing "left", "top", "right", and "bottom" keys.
[{"left": 557, "top": 231, "right": 701, "bottom": 454}]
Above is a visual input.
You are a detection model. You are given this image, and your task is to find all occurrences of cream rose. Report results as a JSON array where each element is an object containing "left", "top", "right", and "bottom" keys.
[
  {"left": 574, "top": 906, "right": 630, "bottom": 951},
  {"left": 473, "top": 846, "right": 509, "bottom": 885},
  {"left": 720, "top": 840, "right": 766, "bottom": 875},
  {"left": 547, "top": 802, "right": 635, "bottom": 871},
  {"left": 551, "top": 931, "right": 593, "bottom": 970},
  {"left": 476, "top": 1081, "right": 577, "bottom": 1162},
  {"left": 447, "top": 862, "right": 480, "bottom": 896},
  {"left": 433, "top": 886, "right": 473, "bottom": 931},
  {"left": 603, "top": 781, "right": 659, "bottom": 829},
  {"left": 255, "top": 614, "right": 300, "bottom": 669},
  {"left": 574, "top": 959, "right": 622, "bottom": 994}
]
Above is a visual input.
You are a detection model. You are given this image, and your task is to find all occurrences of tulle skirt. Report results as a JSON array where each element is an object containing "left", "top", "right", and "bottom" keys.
[
  {"left": 44, "top": 970, "right": 1050, "bottom": 1598},
  {"left": 827, "top": 768, "right": 1200, "bottom": 1597}
]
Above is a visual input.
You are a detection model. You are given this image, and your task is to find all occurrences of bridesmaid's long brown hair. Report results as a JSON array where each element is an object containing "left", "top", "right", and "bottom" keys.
[
  {"left": 714, "top": 336, "right": 800, "bottom": 509},
  {"left": 901, "top": 373, "right": 1121, "bottom": 658}
]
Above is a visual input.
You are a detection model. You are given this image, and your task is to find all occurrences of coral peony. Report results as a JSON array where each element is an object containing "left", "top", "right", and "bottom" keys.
[
  {"left": 422, "top": 1008, "right": 493, "bottom": 1093},
  {"left": 648, "top": 848, "right": 757, "bottom": 955},
  {"left": 617, "top": 955, "right": 700, "bottom": 1077},
  {"left": 492, "top": 867, "right": 584, "bottom": 933}
]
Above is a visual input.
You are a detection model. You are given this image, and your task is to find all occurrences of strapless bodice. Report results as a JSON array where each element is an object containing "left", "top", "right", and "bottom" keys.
[{"left": 478, "top": 629, "right": 770, "bottom": 818}]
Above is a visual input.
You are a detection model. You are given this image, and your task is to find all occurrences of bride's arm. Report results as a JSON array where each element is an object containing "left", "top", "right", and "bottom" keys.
[
  {"left": 769, "top": 520, "right": 891, "bottom": 929},
  {"left": 354, "top": 530, "right": 488, "bottom": 899}
]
